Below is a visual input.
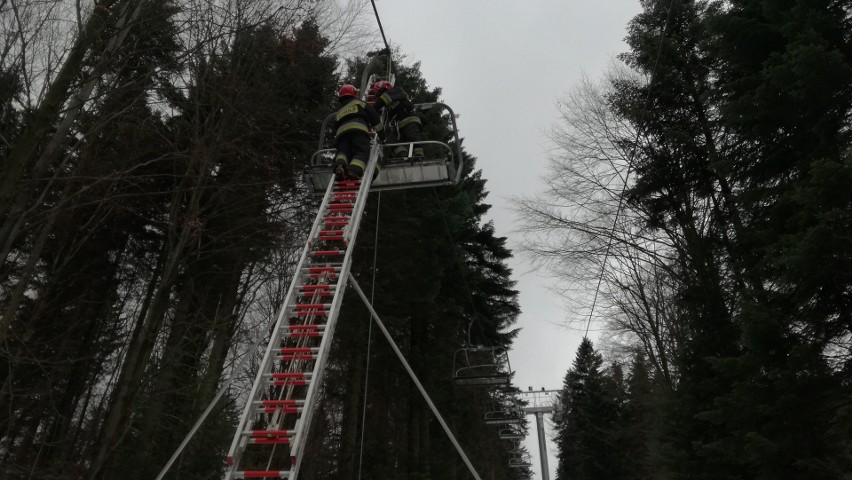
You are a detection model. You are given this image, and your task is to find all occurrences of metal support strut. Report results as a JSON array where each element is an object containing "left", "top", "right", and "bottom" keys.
[
  {"left": 535, "top": 411, "right": 550, "bottom": 480},
  {"left": 348, "top": 277, "right": 483, "bottom": 480}
]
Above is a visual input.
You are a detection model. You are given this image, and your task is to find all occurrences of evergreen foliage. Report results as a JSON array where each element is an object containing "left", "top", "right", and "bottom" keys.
[
  {"left": 0, "top": 5, "right": 526, "bottom": 480},
  {"left": 300, "top": 56, "right": 527, "bottom": 480},
  {"left": 534, "top": 1, "right": 852, "bottom": 479}
]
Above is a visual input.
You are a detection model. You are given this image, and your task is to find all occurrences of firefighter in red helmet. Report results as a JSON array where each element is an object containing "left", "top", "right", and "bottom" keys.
[
  {"left": 333, "top": 84, "right": 381, "bottom": 180},
  {"left": 370, "top": 80, "right": 424, "bottom": 158}
]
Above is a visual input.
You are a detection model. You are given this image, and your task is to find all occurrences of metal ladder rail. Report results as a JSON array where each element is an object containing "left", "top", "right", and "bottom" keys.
[
  {"left": 224, "top": 173, "right": 338, "bottom": 477},
  {"left": 224, "top": 143, "right": 380, "bottom": 480}
]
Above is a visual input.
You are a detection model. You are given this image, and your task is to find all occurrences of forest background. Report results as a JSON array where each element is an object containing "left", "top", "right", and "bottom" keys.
[
  {"left": 0, "top": 0, "right": 530, "bottom": 479},
  {"left": 2, "top": 1, "right": 851, "bottom": 480}
]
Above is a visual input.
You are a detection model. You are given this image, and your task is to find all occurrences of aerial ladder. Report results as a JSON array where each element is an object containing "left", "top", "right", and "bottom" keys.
[{"left": 222, "top": 54, "right": 465, "bottom": 479}]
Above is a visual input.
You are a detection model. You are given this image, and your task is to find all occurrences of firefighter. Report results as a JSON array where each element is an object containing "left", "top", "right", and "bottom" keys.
[
  {"left": 370, "top": 80, "right": 424, "bottom": 158},
  {"left": 333, "top": 84, "right": 381, "bottom": 180}
]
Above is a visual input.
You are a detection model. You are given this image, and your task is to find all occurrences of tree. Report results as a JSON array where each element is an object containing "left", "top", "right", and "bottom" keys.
[
  {"left": 555, "top": 338, "right": 622, "bottom": 480},
  {"left": 300, "top": 56, "right": 526, "bottom": 480}
]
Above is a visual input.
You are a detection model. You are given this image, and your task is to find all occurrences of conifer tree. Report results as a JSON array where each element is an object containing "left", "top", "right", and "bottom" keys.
[
  {"left": 555, "top": 338, "right": 621, "bottom": 480},
  {"left": 302, "top": 56, "right": 525, "bottom": 480}
]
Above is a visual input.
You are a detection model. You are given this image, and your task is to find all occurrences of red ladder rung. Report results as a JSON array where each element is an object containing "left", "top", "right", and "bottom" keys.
[
  {"left": 307, "top": 266, "right": 337, "bottom": 273},
  {"left": 299, "top": 291, "right": 333, "bottom": 298},
  {"left": 271, "top": 372, "right": 306, "bottom": 378},
  {"left": 335, "top": 179, "right": 361, "bottom": 187},
  {"left": 249, "top": 438, "right": 290, "bottom": 445},
  {"left": 273, "top": 380, "right": 307, "bottom": 386},
  {"left": 264, "top": 407, "right": 302, "bottom": 414},
  {"left": 288, "top": 325, "right": 320, "bottom": 331},
  {"left": 288, "top": 332, "right": 321, "bottom": 338},
  {"left": 250, "top": 430, "right": 292, "bottom": 437},
  {"left": 238, "top": 470, "right": 288, "bottom": 478},
  {"left": 311, "top": 250, "right": 343, "bottom": 256},
  {"left": 262, "top": 399, "right": 299, "bottom": 407},
  {"left": 301, "top": 284, "right": 333, "bottom": 291},
  {"left": 280, "top": 347, "right": 315, "bottom": 353}
]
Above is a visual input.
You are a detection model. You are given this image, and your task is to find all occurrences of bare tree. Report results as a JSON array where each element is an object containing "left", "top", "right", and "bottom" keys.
[{"left": 515, "top": 71, "right": 680, "bottom": 383}]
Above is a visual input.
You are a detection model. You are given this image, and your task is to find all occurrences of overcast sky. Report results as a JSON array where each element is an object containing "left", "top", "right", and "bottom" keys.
[{"left": 368, "top": 1, "right": 641, "bottom": 478}]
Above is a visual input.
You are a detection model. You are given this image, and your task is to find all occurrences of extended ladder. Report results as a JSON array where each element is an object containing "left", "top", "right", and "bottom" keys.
[{"left": 224, "top": 146, "right": 379, "bottom": 479}]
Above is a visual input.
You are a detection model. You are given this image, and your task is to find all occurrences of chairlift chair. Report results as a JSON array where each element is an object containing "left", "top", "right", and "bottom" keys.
[
  {"left": 305, "top": 52, "right": 463, "bottom": 193},
  {"left": 483, "top": 407, "right": 522, "bottom": 426},
  {"left": 508, "top": 455, "right": 532, "bottom": 469},
  {"left": 452, "top": 346, "right": 512, "bottom": 387},
  {"left": 306, "top": 103, "right": 462, "bottom": 192},
  {"left": 498, "top": 427, "right": 525, "bottom": 440}
]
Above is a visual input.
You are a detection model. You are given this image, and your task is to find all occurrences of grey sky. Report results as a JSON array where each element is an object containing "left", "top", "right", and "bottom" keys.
[{"left": 369, "top": 1, "right": 641, "bottom": 478}]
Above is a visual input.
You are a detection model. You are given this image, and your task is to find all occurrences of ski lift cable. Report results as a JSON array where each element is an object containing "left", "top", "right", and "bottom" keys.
[
  {"left": 583, "top": 0, "right": 678, "bottom": 339},
  {"left": 357, "top": 191, "right": 382, "bottom": 480}
]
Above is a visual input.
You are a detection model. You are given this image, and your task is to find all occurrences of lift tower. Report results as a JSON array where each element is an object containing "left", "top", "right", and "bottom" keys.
[{"left": 516, "top": 388, "right": 563, "bottom": 480}]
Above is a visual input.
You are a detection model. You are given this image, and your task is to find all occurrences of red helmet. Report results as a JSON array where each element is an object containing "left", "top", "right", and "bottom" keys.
[
  {"left": 338, "top": 84, "right": 358, "bottom": 98},
  {"left": 371, "top": 80, "right": 392, "bottom": 94}
]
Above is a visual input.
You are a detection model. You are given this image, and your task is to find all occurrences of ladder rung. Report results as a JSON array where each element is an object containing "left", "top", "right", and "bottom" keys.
[
  {"left": 269, "top": 372, "right": 310, "bottom": 379},
  {"left": 279, "top": 347, "right": 318, "bottom": 360},
  {"left": 257, "top": 399, "right": 304, "bottom": 407},
  {"left": 252, "top": 400, "right": 305, "bottom": 414},
  {"left": 295, "top": 304, "right": 329, "bottom": 309},
  {"left": 261, "top": 406, "right": 303, "bottom": 414},
  {"left": 248, "top": 438, "right": 290, "bottom": 445},
  {"left": 308, "top": 272, "right": 337, "bottom": 280},
  {"left": 300, "top": 284, "right": 335, "bottom": 291},
  {"left": 268, "top": 373, "right": 311, "bottom": 385},
  {"left": 245, "top": 429, "right": 294, "bottom": 438},
  {"left": 298, "top": 289, "right": 334, "bottom": 297},
  {"left": 284, "top": 324, "right": 325, "bottom": 337},
  {"left": 306, "top": 266, "right": 339, "bottom": 272},
  {"left": 311, "top": 250, "right": 343, "bottom": 256},
  {"left": 286, "top": 331, "right": 322, "bottom": 338},
  {"left": 271, "top": 379, "right": 308, "bottom": 386},
  {"left": 324, "top": 216, "right": 350, "bottom": 223},
  {"left": 234, "top": 470, "right": 290, "bottom": 478},
  {"left": 280, "top": 348, "right": 318, "bottom": 353},
  {"left": 327, "top": 203, "right": 353, "bottom": 211},
  {"left": 335, "top": 179, "right": 361, "bottom": 187},
  {"left": 287, "top": 325, "right": 324, "bottom": 331}
]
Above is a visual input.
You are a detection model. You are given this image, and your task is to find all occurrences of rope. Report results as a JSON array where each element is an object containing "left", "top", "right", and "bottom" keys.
[
  {"left": 583, "top": 0, "right": 678, "bottom": 338},
  {"left": 356, "top": 191, "right": 381, "bottom": 480}
]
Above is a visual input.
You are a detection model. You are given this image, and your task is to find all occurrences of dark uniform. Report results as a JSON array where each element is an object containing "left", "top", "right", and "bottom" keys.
[
  {"left": 373, "top": 87, "right": 424, "bottom": 158},
  {"left": 334, "top": 96, "right": 381, "bottom": 179}
]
